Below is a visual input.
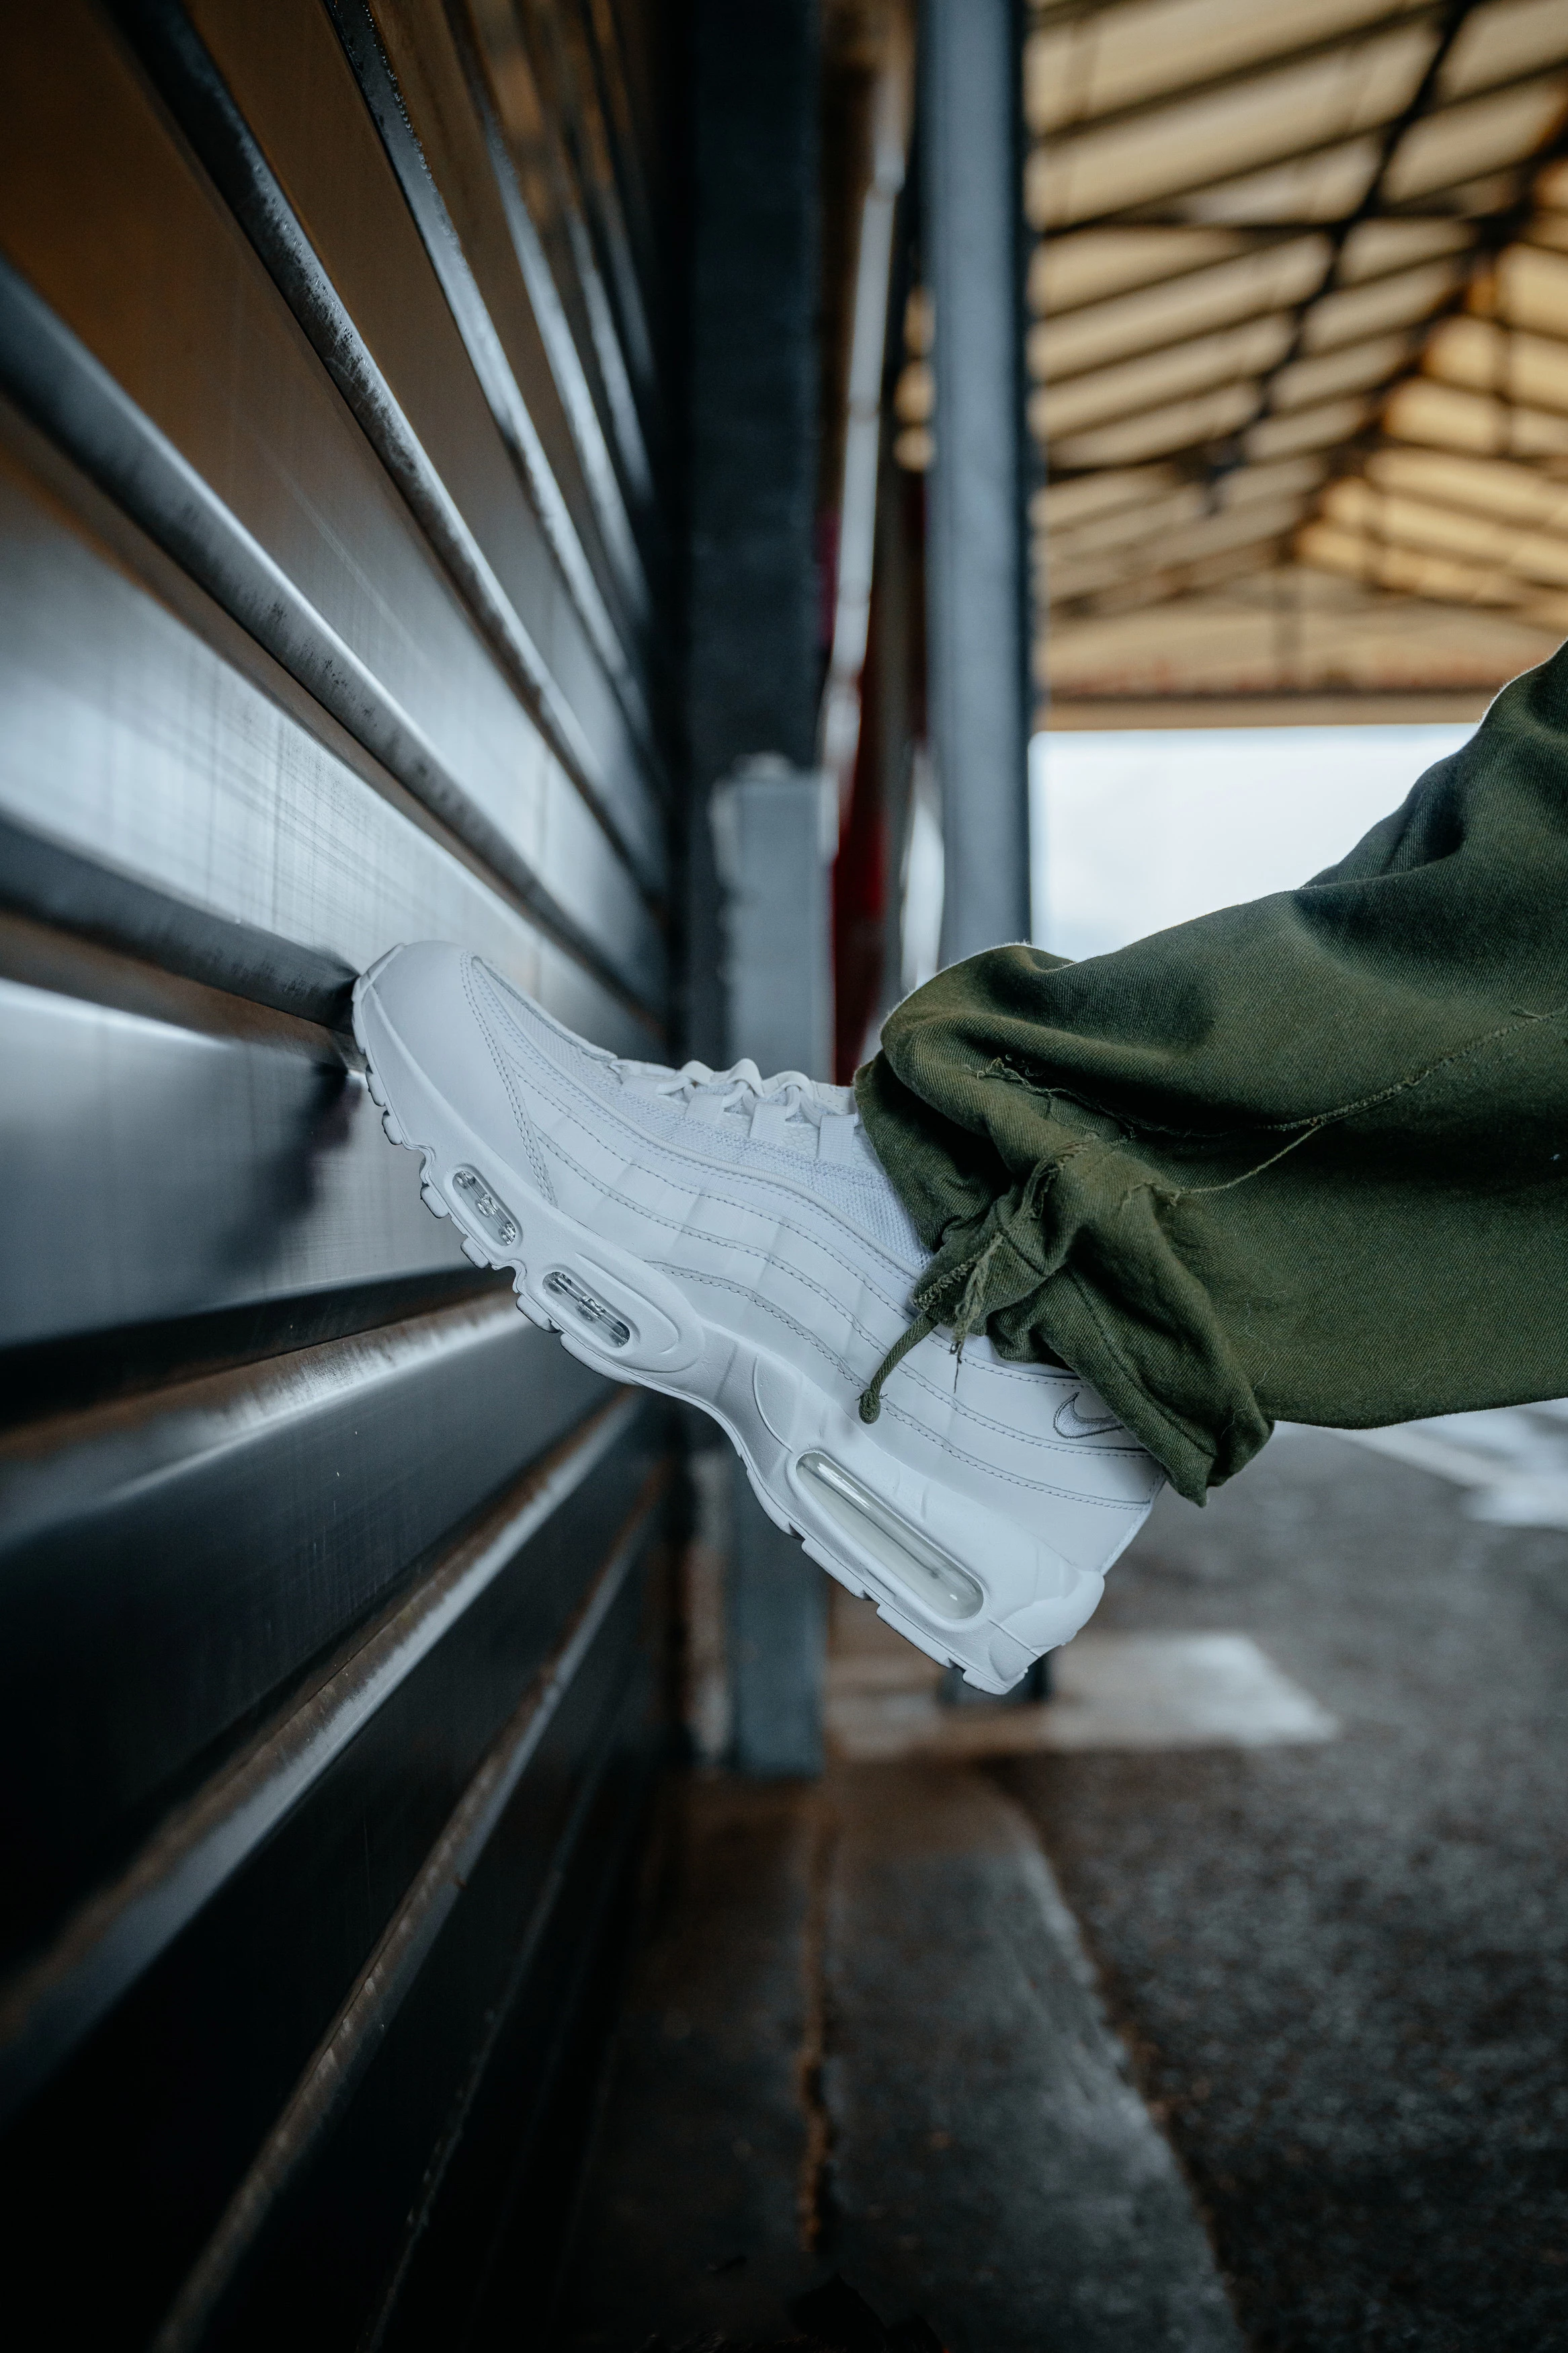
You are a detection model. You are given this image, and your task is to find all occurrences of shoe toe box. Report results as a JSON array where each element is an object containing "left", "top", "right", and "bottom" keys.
[
  {"left": 361, "top": 940, "right": 476, "bottom": 1055},
  {"left": 360, "top": 943, "right": 544, "bottom": 1166}
]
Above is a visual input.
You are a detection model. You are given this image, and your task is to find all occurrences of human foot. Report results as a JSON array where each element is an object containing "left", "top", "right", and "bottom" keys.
[{"left": 353, "top": 945, "right": 1163, "bottom": 1693}]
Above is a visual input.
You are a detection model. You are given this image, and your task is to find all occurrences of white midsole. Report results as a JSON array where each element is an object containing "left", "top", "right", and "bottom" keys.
[{"left": 353, "top": 970, "right": 1096, "bottom": 1693}]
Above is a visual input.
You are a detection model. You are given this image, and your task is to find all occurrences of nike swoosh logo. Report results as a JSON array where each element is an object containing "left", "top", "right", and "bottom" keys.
[{"left": 1054, "top": 1390, "right": 1122, "bottom": 1439}]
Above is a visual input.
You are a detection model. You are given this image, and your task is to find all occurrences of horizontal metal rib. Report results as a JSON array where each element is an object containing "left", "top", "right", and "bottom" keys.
[
  {"left": 0, "top": 814, "right": 357, "bottom": 1031},
  {"left": 0, "top": 1394, "right": 641, "bottom": 2132},
  {"left": 0, "top": 1295, "right": 614, "bottom": 1971},
  {"left": 149, "top": 1457, "right": 664, "bottom": 2353},
  {"left": 0, "top": 973, "right": 460, "bottom": 1353},
  {"left": 325, "top": 0, "right": 659, "bottom": 774},
  {"left": 356, "top": 1683, "right": 641, "bottom": 2352},
  {"left": 0, "top": 259, "right": 655, "bottom": 1015},
  {"left": 441, "top": 0, "right": 655, "bottom": 608}
]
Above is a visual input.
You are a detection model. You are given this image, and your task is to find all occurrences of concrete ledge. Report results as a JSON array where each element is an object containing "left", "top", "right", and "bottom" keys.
[
  {"left": 825, "top": 1764, "right": 1242, "bottom": 2352},
  {"left": 550, "top": 1765, "right": 1241, "bottom": 2351}
]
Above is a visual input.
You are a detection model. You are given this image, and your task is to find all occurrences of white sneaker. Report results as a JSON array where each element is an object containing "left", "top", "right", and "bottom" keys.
[{"left": 352, "top": 945, "right": 1164, "bottom": 1693}]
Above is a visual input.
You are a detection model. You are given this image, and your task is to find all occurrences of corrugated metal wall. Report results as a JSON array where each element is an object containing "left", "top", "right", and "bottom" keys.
[{"left": 0, "top": 1, "right": 676, "bottom": 2340}]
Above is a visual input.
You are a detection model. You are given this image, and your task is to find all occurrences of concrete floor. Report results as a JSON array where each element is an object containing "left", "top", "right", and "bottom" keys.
[
  {"left": 1006, "top": 1425, "right": 1568, "bottom": 2352},
  {"left": 550, "top": 1423, "right": 1568, "bottom": 2351}
]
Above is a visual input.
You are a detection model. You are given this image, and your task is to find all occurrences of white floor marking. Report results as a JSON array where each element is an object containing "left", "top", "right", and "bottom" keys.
[
  {"left": 826, "top": 1626, "right": 1337, "bottom": 1762},
  {"left": 1319, "top": 1401, "right": 1568, "bottom": 1529}
]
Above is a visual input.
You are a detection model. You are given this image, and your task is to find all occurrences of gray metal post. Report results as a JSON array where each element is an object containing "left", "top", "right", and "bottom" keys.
[
  {"left": 727, "top": 1492, "right": 829, "bottom": 1780},
  {"left": 687, "top": 1, "right": 827, "bottom": 1778},
  {"left": 686, "top": 0, "right": 821, "bottom": 1069},
  {"left": 924, "top": 0, "right": 1032, "bottom": 964},
  {"left": 709, "top": 758, "right": 834, "bottom": 1778},
  {"left": 712, "top": 757, "right": 836, "bottom": 1085}
]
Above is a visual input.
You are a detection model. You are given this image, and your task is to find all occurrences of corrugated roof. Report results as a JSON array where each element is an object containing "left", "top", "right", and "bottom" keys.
[{"left": 1025, "top": 0, "right": 1568, "bottom": 710}]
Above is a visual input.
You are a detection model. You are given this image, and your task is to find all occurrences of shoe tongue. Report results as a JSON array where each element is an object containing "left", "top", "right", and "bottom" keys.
[
  {"left": 621, "top": 1049, "right": 857, "bottom": 1135},
  {"left": 714, "top": 1064, "right": 858, "bottom": 1125}
]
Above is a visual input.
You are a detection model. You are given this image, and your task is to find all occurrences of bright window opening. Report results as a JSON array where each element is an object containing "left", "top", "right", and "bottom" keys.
[{"left": 1031, "top": 723, "right": 1479, "bottom": 964}]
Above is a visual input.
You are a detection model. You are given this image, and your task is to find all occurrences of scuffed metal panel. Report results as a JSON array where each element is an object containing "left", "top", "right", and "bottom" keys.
[{"left": 0, "top": 0, "right": 677, "bottom": 2338}]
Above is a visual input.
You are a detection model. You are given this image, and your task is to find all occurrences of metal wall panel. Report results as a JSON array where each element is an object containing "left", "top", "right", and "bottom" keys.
[
  {"left": 0, "top": 424, "right": 649, "bottom": 1048},
  {"left": 1, "top": 1300, "right": 614, "bottom": 1962},
  {"left": 0, "top": 0, "right": 678, "bottom": 2336},
  {"left": 5, "top": 0, "right": 663, "bottom": 893},
  {"left": 0, "top": 1412, "right": 666, "bottom": 2341}
]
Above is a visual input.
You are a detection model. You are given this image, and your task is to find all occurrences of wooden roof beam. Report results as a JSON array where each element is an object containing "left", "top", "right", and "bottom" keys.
[
  {"left": 1030, "top": 1, "right": 1450, "bottom": 151},
  {"left": 1036, "top": 52, "right": 1567, "bottom": 235},
  {"left": 1034, "top": 247, "right": 1468, "bottom": 393}
]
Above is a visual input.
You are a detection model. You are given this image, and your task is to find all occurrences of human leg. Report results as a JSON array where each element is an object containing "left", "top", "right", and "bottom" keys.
[
  {"left": 353, "top": 645, "right": 1568, "bottom": 1675},
  {"left": 859, "top": 642, "right": 1568, "bottom": 1501}
]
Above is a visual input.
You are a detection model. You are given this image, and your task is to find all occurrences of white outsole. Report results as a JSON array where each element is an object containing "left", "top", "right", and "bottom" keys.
[{"left": 351, "top": 966, "right": 1077, "bottom": 1693}]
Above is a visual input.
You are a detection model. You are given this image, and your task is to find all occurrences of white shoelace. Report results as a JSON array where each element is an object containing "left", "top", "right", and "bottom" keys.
[{"left": 610, "top": 1053, "right": 865, "bottom": 1156}]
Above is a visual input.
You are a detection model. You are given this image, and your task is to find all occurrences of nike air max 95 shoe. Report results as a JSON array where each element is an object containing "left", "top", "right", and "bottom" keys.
[{"left": 353, "top": 945, "right": 1164, "bottom": 1693}]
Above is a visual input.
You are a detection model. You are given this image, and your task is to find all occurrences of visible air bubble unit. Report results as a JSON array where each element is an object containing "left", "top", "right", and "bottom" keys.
[
  {"left": 543, "top": 1269, "right": 634, "bottom": 1349},
  {"left": 795, "top": 1452, "right": 983, "bottom": 1620},
  {"left": 452, "top": 1166, "right": 520, "bottom": 1247}
]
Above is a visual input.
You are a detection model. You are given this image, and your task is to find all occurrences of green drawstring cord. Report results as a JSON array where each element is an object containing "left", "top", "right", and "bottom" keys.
[
  {"left": 856, "top": 1213, "right": 1026, "bottom": 1425},
  {"left": 857, "top": 1160, "right": 1072, "bottom": 1423},
  {"left": 858, "top": 1305, "right": 940, "bottom": 1423},
  {"left": 857, "top": 1235, "right": 994, "bottom": 1422}
]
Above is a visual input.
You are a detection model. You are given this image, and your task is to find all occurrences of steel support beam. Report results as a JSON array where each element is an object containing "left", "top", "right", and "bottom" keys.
[
  {"left": 925, "top": 0, "right": 1032, "bottom": 963},
  {"left": 686, "top": 0, "right": 826, "bottom": 1778},
  {"left": 686, "top": 0, "right": 821, "bottom": 1068}
]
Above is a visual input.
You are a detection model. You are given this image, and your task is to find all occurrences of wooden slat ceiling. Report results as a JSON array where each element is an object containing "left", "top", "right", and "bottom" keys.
[{"left": 1026, "top": 0, "right": 1568, "bottom": 709}]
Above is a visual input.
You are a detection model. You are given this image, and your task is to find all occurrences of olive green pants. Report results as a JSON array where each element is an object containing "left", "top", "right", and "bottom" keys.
[{"left": 856, "top": 643, "right": 1568, "bottom": 1505}]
